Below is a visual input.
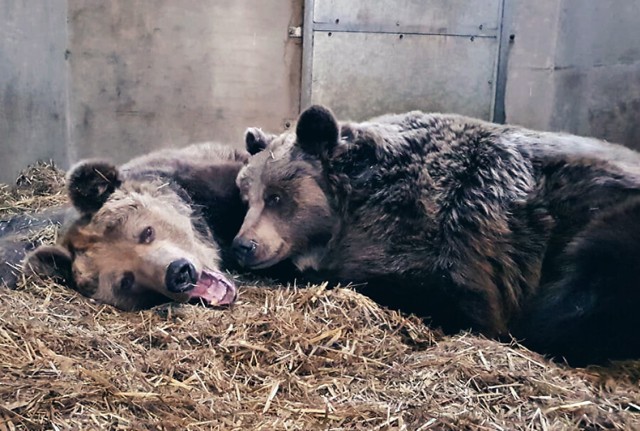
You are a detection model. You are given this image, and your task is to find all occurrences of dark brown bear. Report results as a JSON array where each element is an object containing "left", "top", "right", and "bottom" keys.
[
  {"left": 234, "top": 105, "right": 640, "bottom": 365},
  {"left": 23, "top": 143, "right": 246, "bottom": 310}
]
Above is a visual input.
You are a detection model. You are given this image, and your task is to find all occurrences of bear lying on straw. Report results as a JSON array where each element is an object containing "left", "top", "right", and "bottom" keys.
[
  {"left": 22, "top": 143, "right": 246, "bottom": 310},
  {"left": 233, "top": 105, "right": 640, "bottom": 365}
]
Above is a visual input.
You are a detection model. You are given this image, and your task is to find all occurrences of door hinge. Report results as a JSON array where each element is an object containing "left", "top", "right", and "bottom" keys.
[{"left": 288, "top": 26, "right": 302, "bottom": 38}]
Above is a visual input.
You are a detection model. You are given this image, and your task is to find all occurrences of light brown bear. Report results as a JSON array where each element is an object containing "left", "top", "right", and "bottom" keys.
[{"left": 24, "top": 143, "right": 246, "bottom": 310}]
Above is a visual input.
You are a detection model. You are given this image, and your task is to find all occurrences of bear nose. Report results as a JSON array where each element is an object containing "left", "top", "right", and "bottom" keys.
[
  {"left": 165, "top": 259, "right": 197, "bottom": 293},
  {"left": 232, "top": 236, "right": 258, "bottom": 263}
]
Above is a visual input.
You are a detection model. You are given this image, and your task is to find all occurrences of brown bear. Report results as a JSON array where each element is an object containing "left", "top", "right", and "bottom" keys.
[
  {"left": 23, "top": 142, "right": 247, "bottom": 311},
  {"left": 233, "top": 105, "right": 640, "bottom": 365}
]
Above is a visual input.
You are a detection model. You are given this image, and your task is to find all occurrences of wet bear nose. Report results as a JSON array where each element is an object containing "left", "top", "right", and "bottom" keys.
[
  {"left": 232, "top": 236, "right": 258, "bottom": 264},
  {"left": 165, "top": 259, "right": 197, "bottom": 293}
]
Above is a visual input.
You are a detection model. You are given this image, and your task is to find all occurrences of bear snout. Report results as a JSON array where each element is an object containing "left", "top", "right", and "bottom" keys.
[
  {"left": 232, "top": 236, "right": 258, "bottom": 266},
  {"left": 165, "top": 259, "right": 198, "bottom": 293}
]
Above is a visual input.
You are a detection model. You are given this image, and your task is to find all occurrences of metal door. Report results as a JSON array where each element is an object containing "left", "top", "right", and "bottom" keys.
[{"left": 302, "top": 0, "right": 506, "bottom": 121}]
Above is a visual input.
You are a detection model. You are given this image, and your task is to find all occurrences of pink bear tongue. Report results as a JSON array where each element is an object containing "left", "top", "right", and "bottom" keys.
[{"left": 188, "top": 270, "right": 237, "bottom": 306}]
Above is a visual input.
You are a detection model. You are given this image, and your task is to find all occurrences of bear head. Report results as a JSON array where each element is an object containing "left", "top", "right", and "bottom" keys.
[
  {"left": 24, "top": 159, "right": 237, "bottom": 310},
  {"left": 233, "top": 105, "right": 342, "bottom": 271}
]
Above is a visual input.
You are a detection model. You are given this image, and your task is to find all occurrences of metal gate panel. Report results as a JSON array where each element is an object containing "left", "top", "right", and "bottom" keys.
[
  {"left": 311, "top": 32, "right": 497, "bottom": 121},
  {"left": 314, "top": 0, "right": 501, "bottom": 36},
  {"left": 303, "top": 0, "right": 505, "bottom": 121}
]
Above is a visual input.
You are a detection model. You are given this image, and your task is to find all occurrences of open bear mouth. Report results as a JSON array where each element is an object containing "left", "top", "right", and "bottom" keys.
[{"left": 186, "top": 268, "right": 237, "bottom": 306}]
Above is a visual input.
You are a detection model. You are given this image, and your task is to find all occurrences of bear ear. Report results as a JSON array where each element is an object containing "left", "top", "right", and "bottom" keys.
[
  {"left": 296, "top": 105, "right": 340, "bottom": 157},
  {"left": 245, "top": 127, "right": 275, "bottom": 156},
  {"left": 295, "top": 105, "right": 340, "bottom": 158},
  {"left": 67, "top": 160, "right": 122, "bottom": 215},
  {"left": 23, "top": 245, "right": 75, "bottom": 288}
]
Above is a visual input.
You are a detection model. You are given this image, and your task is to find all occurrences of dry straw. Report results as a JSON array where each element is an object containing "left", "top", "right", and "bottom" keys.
[{"left": 0, "top": 163, "right": 638, "bottom": 430}]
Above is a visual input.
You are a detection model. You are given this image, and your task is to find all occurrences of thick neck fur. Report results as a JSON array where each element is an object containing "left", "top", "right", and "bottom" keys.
[
  {"left": 303, "top": 114, "right": 541, "bottom": 334},
  {"left": 303, "top": 111, "right": 640, "bottom": 336}
]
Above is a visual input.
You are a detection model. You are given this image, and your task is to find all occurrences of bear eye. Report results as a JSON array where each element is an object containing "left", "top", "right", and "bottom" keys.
[
  {"left": 265, "top": 193, "right": 281, "bottom": 207},
  {"left": 120, "top": 272, "right": 135, "bottom": 291},
  {"left": 139, "top": 226, "right": 155, "bottom": 244}
]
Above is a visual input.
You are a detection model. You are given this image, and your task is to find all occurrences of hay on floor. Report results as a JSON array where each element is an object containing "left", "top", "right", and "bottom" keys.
[
  {"left": 0, "top": 163, "right": 639, "bottom": 430},
  {"left": 0, "top": 161, "right": 66, "bottom": 219}
]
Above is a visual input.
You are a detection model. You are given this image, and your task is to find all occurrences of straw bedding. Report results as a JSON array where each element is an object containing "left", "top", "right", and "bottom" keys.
[{"left": 0, "top": 163, "right": 638, "bottom": 430}]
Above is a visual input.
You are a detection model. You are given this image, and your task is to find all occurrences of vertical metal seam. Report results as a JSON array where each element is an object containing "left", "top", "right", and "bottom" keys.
[
  {"left": 300, "top": 0, "right": 315, "bottom": 112},
  {"left": 64, "top": 0, "right": 75, "bottom": 166},
  {"left": 492, "top": 0, "right": 508, "bottom": 124}
]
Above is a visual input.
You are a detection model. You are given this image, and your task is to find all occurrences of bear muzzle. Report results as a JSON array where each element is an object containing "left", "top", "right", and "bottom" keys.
[
  {"left": 232, "top": 236, "right": 258, "bottom": 266},
  {"left": 165, "top": 259, "right": 198, "bottom": 293}
]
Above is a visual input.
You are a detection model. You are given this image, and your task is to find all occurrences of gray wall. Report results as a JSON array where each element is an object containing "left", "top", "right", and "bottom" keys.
[
  {"left": 302, "top": 0, "right": 640, "bottom": 149},
  {"left": 0, "top": 0, "right": 303, "bottom": 183},
  {"left": 2, "top": 0, "right": 639, "bottom": 184},
  {"left": 67, "top": 0, "right": 303, "bottom": 162},
  {"left": 504, "top": 0, "right": 640, "bottom": 150},
  {"left": 0, "top": 1, "right": 70, "bottom": 182}
]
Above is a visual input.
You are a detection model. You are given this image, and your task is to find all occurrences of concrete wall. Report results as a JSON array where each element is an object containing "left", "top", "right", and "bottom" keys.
[
  {"left": 0, "top": 1, "right": 69, "bottom": 183},
  {"left": 67, "top": 0, "right": 303, "bottom": 162},
  {"left": 504, "top": 0, "right": 640, "bottom": 150},
  {"left": 2, "top": 0, "right": 639, "bottom": 183},
  {"left": 0, "top": 0, "right": 302, "bottom": 183}
]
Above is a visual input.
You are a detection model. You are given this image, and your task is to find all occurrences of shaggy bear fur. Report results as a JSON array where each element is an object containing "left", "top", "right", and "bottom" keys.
[
  {"left": 234, "top": 105, "right": 640, "bottom": 365},
  {"left": 22, "top": 143, "right": 247, "bottom": 310}
]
